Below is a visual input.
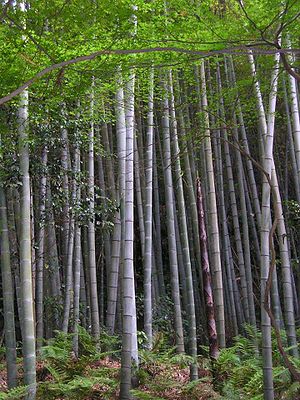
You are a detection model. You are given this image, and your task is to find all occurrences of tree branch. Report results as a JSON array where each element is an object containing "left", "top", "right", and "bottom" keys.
[{"left": 1, "top": 45, "right": 300, "bottom": 106}]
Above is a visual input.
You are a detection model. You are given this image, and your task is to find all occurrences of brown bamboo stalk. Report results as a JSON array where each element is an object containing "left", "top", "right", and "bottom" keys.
[{"left": 196, "top": 177, "right": 219, "bottom": 360}]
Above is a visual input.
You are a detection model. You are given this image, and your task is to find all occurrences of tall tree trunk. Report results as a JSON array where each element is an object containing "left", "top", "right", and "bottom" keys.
[
  {"left": 46, "top": 184, "right": 62, "bottom": 332},
  {"left": 153, "top": 140, "right": 165, "bottom": 296},
  {"left": 144, "top": 68, "right": 154, "bottom": 348},
  {"left": 60, "top": 121, "right": 70, "bottom": 275},
  {"left": 61, "top": 155, "right": 77, "bottom": 333},
  {"left": 249, "top": 50, "right": 281, "bottom": 400},
  {"left": 35, "top": 145, "right": 48, "bottom": 350},
  {"left": 73, "top": 144, "right": 81, "bottom": 357},
  {"left": 106, "top": 71, "right": 126, "bottom": 334},
  {"left": 18, "top": 89, "right": 36, "bottom": 399},
  {"left": 282, "top": 76, "right": 300, "bottom": 204},
  {"left": 134, "top": 134, "right": 145, "bottom": 257},
  {"left": 217, "top": 67, "right": 250, "bottom": 324},
  {"left": 88, "top": 79, "right": 100, "bottom": 337},
  {"left": 161, "top": 75, "right": 185, "bottom": 353},
  {"left": 197, "top": 178, "right": 219, "bottom": 359},
  {"left": 249, "top": 51, "right": 299, "bottom": 360},
  {"left": 0, "top": 180, "right": 17, "bottom": 388},
  {"left": 169, "top": 71, "right": 198, "bottom": 378},
  {"left": 120, "top": 69, "right": 138, "bottom": 399},
  {"left": 197, "top": 62, "right": 225, "bottom": 348}
]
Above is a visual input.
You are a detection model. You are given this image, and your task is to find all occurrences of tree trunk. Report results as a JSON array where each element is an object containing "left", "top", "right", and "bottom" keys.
[
  {"left": 0, "top": 180, "right": 17, "bottom": 388},
  {"left": 197, "top": 62, "right": 225, "bottom": 348},
  {"left": 18, "top": 89, "right": 36, "bottom": 399},
  {"left": 144, "top": 68, "right": 154, "bottom": 348}
]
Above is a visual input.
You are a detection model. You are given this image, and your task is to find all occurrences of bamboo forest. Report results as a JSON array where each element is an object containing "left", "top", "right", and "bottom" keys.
[{"left": 1, "top": 1, "right": 300, "bottom": 399}]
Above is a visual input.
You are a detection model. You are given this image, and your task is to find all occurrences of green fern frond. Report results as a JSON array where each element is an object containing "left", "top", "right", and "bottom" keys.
[
  {"left": 98, "top": 328, "right": 121, "bottom": 353},
  {"left": 45, "top": 363, "right": 68, "bottom": 382},
  {"left": 40, "top": 343, "right": 70, "bottom": 363},
  {"left": 37, "top": 374, "right": 117, "bottom": 400},
  {"left": 130, "top": 389, "right": 165, "bottom": 400},
  {"left": 281, "top": 381, "right": 300, "bottom": 399},
  {"left": 0, "top": 385, "right": 27, "bottom": 400},
  {"left": 168, "top": 352, "right": 195, "bottom": 368}
]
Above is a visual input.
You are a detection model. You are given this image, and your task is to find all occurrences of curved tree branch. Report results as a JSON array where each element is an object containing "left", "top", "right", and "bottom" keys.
[{"left": 0, "top": 45, "right": 300, "bottom": 106}]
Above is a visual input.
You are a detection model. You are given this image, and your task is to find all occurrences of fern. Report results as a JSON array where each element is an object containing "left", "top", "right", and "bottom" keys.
[
  {"left": 98, "top": 328, "right": 121, "bottom": 354},
  {"left": 221, "top": 381, "right": 241, "bottom": 400},
  {"left": 281, "top": 381, "right": 300, "bottom": 399},
  {"left": 36, "top": 328, "right": 119, "bottom": 399},
  {"left": 38, "top": 374, "right": 117, "bottom": 400},
  {"left": 77, "top": 325, "right": 98, "bottom": 355},
  {"left": 130, "top": 389, "right": 165, "bottom": 400},
  {"left": 215, "top": 327, "right": 300, "bottom": 400},
  {"left": 0, "top": 385, "right": 27, "bottom": 400},
  {"left": 168, "top": 352, "right": 195, "bottom": 368}
]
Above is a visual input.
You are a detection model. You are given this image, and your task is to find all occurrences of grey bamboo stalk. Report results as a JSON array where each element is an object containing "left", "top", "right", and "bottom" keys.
[
  {"left": 227, "top": 56, "right": 262, "bottom": 227},
  {"left": 271, "top": 256, "right": 284, "bottom": 328},
  {"left": 18, "top": 88, "right": 36, "bottom": 399},
  {"left": 249, "top": 50, "right": 281, "bottom": 400},
  {"left": 61, "top": 232, "right": 75, "bottom": 333},
  {"left": 234, "top": 122, "right": 257, "bottom": 328},
  {"left": 120, "top": 69, "right": 138, "bottom": 399},
  {"left": 36, "top": 145, "right": 48, "bottom": 350},
  {"left": 177, "top": 78, "right": 205, "bottom": 313},
  {"left": 96, "top": 127, "right": 111, "bottom": 271},
  {"left": 125, "top": 70, "right": 138, "bottom": 366},
  {"left": 98, "top": 181, "right": 111, "bottom": 290},
  {"left": 83, "top": 227, "right": 91, "bottom": 328},
  {"left": 222, "top": 61, "right": 257, "bottom": 327},
  {"left": 161, "top": 75, "right": 185, "bottom": 353},
  {"left": 134, "top": 134, "right": 145, "bottom": 256},
  {"left": 216, "top": 64, "right": 250, "bottom": 323},
  {"left": 144, "top": 68, "right": 154, "bottom": 348},
  {"left": 46, "top": 184, "right": 62, "bottom": 331},
  {"left": 244, "top": 175, "right": 261, "bottom": 266},
  {"left": 61, "top": 158, "right": 77, "bottom": 333},
  {"left": 0, "top": 180, "right": 17, "bottom": 388},
  {"left": 60, "top": 119, "right": 70, "bottom": 273},
  {"left": 226, "top": 233, "right": 245, "bottom": 329},
  {"left": 260, "top": 64, "right": 277, "bottom": 400},
  {"left": 80, "top": 261, "right": 87, "bottom": 329},
  {"left": 248, "top": 51, "right": 267, "bottom": 158},
  {"left": 286, "top": 37, "right": 300, "bottom": 185},
  {"left": 7, "top": 188, "right": 22, "bottom": 333},
  {"left": 153, "top": 139, "right": 166, "bottom": 296},
  {"left": 169, "top": 70, "right": 198, "bottom": 378},
  {"left": 271, "top": 171, "right": 298, "bottom": 356},
  {"left": 290, "top": 233, "right": 300, "bottom": 316},
  {"left": 282, "top": 76, "right": 300, "bottom": 204},
  {"left": 211, "top": 102, "right": 239, "bottom": 335},
  {"left": 88, "top": 78, "right": 100, "bottom": 337},
  {"left": 197, "top": 62, "right": 225, "bottom": 348},
  {"left": 249, "top": 51, "right": 299, "bottom": 358},
  {"left": 30, "top": 185, "right": 36, "bottom": 300},
  {"left": 101, "top": 121, "right": 117, "bottom": 202},
  {"left": 176, "top": 77, "right": 202, "bottom": 279},
  {"left": 73, "top": 144, "right": 81, "bottom": 357},
  {"left": 106, "top": 71, "right": 126, "bottom": 334},
  {"left": 105, "top": 209, "right": 121, "bottom": 333},
  {"left": 174, "top": 205, "right": 189, "bottom": 316}
]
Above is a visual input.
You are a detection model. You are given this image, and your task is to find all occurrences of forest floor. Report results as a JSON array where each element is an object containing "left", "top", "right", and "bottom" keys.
[{"left": 0, "top": 357, "right": 221, "bottom": 399}]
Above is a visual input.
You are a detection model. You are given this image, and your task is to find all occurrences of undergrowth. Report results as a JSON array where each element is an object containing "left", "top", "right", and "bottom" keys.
[
  {"left": 215, "top": 325, "right": 300, "bottom": 400},
  {"left": 1, "top": 326, "right": 300, "bottom": 399},
  {"left": 35, "top": 326, "right": 119, "bottom": 399}
]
